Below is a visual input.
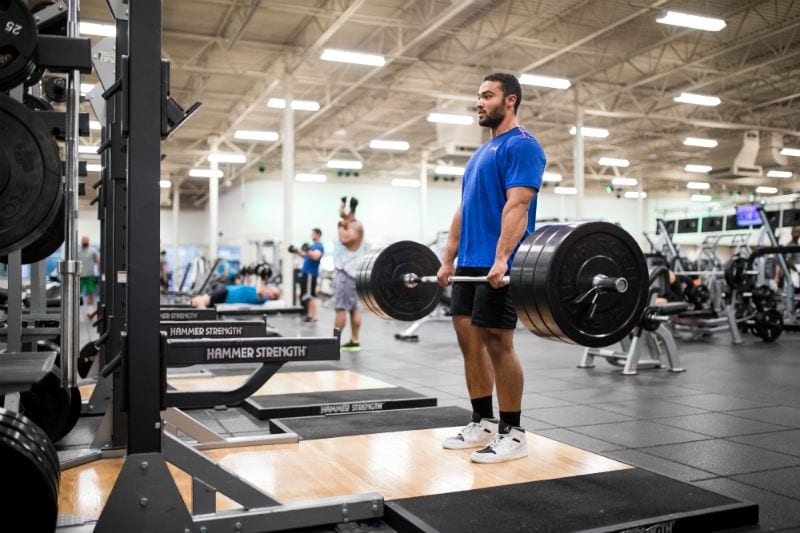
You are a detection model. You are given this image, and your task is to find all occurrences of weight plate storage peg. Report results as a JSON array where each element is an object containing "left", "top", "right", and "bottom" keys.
[
  {"left": 356, "top": 241, "right": 444, "bottom": 321},
  {"left": 510, "top": 221, "right": 649, "bottom": 348},
  {"left": 0, "top": 93, "right": 63, "bottom": 257},
  {"left": 0, "top": 0, "right": 38, "bottom": 90}
]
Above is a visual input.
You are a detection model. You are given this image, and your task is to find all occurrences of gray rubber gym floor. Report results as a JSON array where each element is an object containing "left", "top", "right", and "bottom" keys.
[{"left": 72, "top": 300, "right": 800, "bottom": 532}]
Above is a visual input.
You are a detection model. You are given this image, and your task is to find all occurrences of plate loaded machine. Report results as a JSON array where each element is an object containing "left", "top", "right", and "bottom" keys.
[
  {"left": 56, "top": 3, "right": 384, "bottom": 532},
  {"left": 579, "top": 263, "right": 688, "bottom": 375}
]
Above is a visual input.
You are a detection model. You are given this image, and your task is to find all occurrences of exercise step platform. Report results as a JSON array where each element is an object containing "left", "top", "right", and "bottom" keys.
[{"left": 243, "top": 387, "right": 437, "bottom": 420}]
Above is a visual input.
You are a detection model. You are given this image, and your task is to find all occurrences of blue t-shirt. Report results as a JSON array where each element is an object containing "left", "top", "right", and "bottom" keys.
[
  {"left": 224, "top": 284, "right": 267, "bottom": 304},
  {"left": 459, "top": 126, "right": 545, "bottom": 269},
  {"left": 301, "top": 242, "right": 324, "bottom": 276}
]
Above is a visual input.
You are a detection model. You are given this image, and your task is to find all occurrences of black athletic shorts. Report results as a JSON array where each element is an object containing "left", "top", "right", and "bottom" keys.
[
  {"left": 208, "top": 287, "right": 229, "bottom": 305},
  {"left": 450, "top": 267, "right": 517, "bottom": 329},
  {"left": 299, "top": 272, "right": 318, "bottom": 301}
]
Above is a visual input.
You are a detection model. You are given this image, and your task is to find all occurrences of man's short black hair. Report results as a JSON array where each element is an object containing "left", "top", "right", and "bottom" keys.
[
  {"left": 484, "top": 73, "right": 522, "bottom": 114},
  {"left": 312, "top": 227, "right": 322, "bottom": 236}
]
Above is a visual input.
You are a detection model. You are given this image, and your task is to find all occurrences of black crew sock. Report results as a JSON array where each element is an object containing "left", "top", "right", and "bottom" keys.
[
  {"left": 499, "top": 410, "right": 521, "bottom": 430},
  {"left": 470, "top": 395, "right": 494, "bottom": 420}
]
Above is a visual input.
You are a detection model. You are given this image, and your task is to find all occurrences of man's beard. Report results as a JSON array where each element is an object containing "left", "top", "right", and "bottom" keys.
[{"left": 478, "top": 109, "right": 503, "bottom": 128}]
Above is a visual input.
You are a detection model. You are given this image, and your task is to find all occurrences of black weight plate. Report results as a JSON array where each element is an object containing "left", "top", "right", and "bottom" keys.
[
  {"left": 724, "top": 256, "right": 752, "bottom": 291},
  {"left": 356, "top": 250, "right": 381, "bottom": 317},
  {"left": 0, "top": 407, "right": 60, "bottom": 492},
  {"left": 357, "top": 241, "right": 442, "bottom": 321},
  {"left": 0, "top": 94, "right": 62, "bottom": 257},
  {"left": 0, "top": 0, "right": 38, "bottom": 90},
  {"left": 0, "top": 195, "right": 63, "bottom": 264},
  {"left": 23, "top": 91, "right": 54, "bottom": 111},
  {"left": 534, "top": 221, "right": 648, "bottom": 348},
  {"left": 754, "top": 309, "right": 782, "bottom": 343},
  {"left": 19, "top": 367, "right": 74, "bottom": 442},
  {"left": 0, "top": 428, "right": 58, "bottom": 532},
  {"left": 531, "top": 225, "right": 582, "bottom": 343},
  {"left": 511, "top": 225, "right": 563, "bottom": 340},
  {"left": 0, "top": 412, "right": 59, "bottom": 497}
]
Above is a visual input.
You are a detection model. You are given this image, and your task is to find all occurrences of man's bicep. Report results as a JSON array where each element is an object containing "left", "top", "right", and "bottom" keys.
[{"left": 505, "top": 186, "right": 536, "bottom": 206}]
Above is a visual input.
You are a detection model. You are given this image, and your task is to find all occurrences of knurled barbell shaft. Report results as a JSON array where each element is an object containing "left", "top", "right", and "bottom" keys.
[{"left": 405, "top": 273, "right": 628, "bottom": 294}]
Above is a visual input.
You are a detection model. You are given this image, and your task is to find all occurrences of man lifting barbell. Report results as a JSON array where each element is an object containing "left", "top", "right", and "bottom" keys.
[
  {"left": 434, "top": 73, "right": 546, "bottom": 464},
  {"left": 355, "top": 77, "right": 648, "bottom": 463}
]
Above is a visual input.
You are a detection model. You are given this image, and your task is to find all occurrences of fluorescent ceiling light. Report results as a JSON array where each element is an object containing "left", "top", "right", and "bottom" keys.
[
  {"left": 159, "top": 180, "right": 171, "bottom": 189},
  {"left": 80, "top": 83, "right": 95, "bottom": 95},
  {"left": 598, "top": 157, "right": 629, "bottom": 167},
  {"left": 780, "top": 147, "right": 800, "bottom": 157},
  {"left": 86, "top": 164, "right": 102, "bottom": 172},
  {"left": 569, "top": 126, "right": 609, "bottom": 138},
  {"left": 320, "top": 48, "right": 386, "bottom": 67},
  {"left": 369, "top": 139, "right": 410, "bottom": 151},
  {"left": 427, "top": 113, "right": 474, "bottom": 125},
  {"left": 624, "top": 191, "right": 647, "bottom": 199},
  {"left": 674, "top": 92, "right": 721, "bottom": 106},
  {"left": 80, "top": 21, "right": 116, "bottom": 37},
  {"left": 554, "top": 186, "right": 577, "bottom": 195},
  {"left": 656, "top": 11, "right": 726, "bottom": 31},
  {"left": 687, "top": 181, "right": 710, "bottom": 190},
  {"left": 683, "top": 137, "right": 718, "bottom": 148},
  {"left": 295, "top": 173, "right": 327, "bottom": 183},
  {"left": 208, "top": 153, "right": 247, "bottom": 164},
  {"left": 767, "top": 170, "right": 792, "bottom": 178},
  {"left": 234, "top": 130, "right": 279, "bottom": 142},
  {"left": 392, "top": 178, "right": 421, "bottom": 188},
  {"left": 542, "top": 172, "right": 562, "bottom": 183},
  {"left": 328, "top": 159, "right": 363, "bottom": 170},
  {"left": 518, "top": 73, "right": 571, "bottom": 90},
  {"left": 685, "top": 164, "right": 712, "bottom": 173},
  {"left": 434, "top": 165, "right": 465, "bottom": 176},
  {"left": 78, "top": 145, "right": 98, "bottom": 154},
  {"left": 611, "top": 177, "right": 637, "bottom": 186},
  {"left": 756, "top": 186, "right": 778, "bottom": 194},
  {"left": 189, "top": 169, "right": 224, "bottom": 179},
  {"left": 267, "top": 98, "right": 320, "bottom": 111},
  {"left": 691, "top": 194, "right": 712, "bottom": 202},
  {"left": 89, "top": 120, "right": 102, "bottom": 131}
]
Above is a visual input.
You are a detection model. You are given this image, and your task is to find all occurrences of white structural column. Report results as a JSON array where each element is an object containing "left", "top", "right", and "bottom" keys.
[
  {"left": 637, "top": 179, "right": 645, "bottom": 247},
  {"left": 209, "top": 159, "right": 219, "bottom": 259},
  {"left": 172, "top": 181, "right": 180, "bottom": 262},
  {"left": 574, "top": 87, "right": 585, "bottom": 220},
  {"left": 419, "top": 150, "right": 429, "bottom": 242},
  {"left": 281, "top": 75, "right": 295, "bottom": 303}
]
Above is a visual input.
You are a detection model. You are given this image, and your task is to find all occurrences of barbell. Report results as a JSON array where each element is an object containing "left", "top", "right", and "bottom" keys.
[{"left": 356, "top": 221, "right": 650, "bottom": 348}]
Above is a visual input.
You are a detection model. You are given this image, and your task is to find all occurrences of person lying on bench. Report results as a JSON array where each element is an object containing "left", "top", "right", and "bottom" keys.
[{"left": 190, "top": 278, "right": 282, "bottom": 309}]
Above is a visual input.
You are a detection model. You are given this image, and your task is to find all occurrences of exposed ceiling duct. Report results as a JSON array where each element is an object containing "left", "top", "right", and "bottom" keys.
[{"left": 710, "top": 130, "right": 763, "bottom": 179}]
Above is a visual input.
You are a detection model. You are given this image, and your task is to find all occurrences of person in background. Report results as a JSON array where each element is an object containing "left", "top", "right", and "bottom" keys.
[
  {"left": 160, "top": 250, "right": 170, "bottom": 293},
  {"left": 290, "top": 228, "right": 324, "bottom": 323},
  {"left": 334, "top": 196, "right": 365, "bottom": 351},
  {"left": 189, "top": 277, "right": 281, "bottom": 309},
  {"left": 78, "top": 235, "right": 100, "bottom": 318}
]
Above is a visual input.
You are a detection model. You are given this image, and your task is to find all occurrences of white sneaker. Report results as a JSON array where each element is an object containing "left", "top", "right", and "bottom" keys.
[
  {"left": 470, "top": 426, "right": 528, "bottom": 463},
  {"left": 442, "top": 417, "right": 498, "bottom": 450}
]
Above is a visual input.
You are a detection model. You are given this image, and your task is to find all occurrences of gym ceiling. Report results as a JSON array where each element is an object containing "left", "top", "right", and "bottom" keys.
[{"left": 74, "top": 0, "right": 800, "bottom": 208}]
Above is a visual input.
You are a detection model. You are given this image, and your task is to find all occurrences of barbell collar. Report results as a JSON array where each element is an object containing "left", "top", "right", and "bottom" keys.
[{"left": 592, "top": 274, "right": 628, "bottom": 293}]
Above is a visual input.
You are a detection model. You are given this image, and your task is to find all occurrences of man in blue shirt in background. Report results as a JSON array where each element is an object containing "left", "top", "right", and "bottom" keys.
[
  {"left": 437, "top": 73, "right": 545, "bottom": 464},
  {"left": 290, "top": 228, "right": 325, "bottom": 323}
]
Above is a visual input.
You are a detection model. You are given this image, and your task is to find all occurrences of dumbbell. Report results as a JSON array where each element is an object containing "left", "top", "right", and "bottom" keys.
[{"left": 255, "top": 263, "right": 273, "bottom": 281}]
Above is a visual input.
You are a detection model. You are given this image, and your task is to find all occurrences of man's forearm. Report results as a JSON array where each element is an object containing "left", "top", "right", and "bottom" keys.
[
  {"left": 495, "top": 197, "right": 532, "bottom": 264},
  {"left": 442, "top": 208, "right": 462, "bottom": 265}
]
